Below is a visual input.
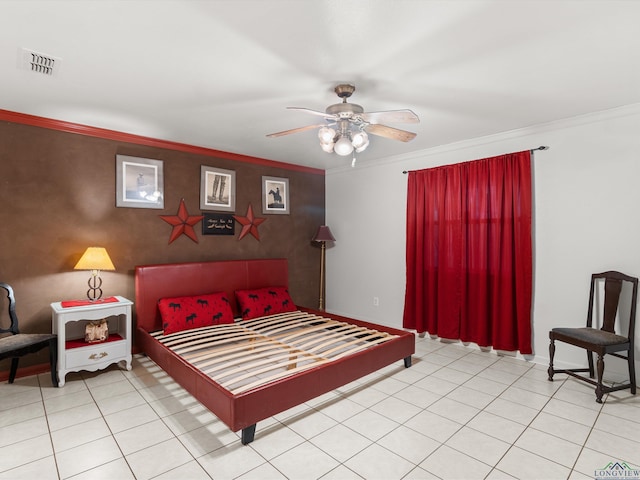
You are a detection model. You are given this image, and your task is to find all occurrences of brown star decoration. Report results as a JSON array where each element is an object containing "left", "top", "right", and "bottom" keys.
[
  {"left": 160, "top": 198, "right": 204, "bottom": 244},
  {"left": 233, "top": 203, "right": 266, "bottom": 241}
]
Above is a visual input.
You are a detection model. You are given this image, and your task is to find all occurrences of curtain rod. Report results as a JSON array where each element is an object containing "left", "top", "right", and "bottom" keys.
[{"left": 402, "top": 146, "right": 549, "bottom": 174}]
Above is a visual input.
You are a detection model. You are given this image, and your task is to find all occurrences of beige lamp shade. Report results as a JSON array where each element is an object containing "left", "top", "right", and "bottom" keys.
[{"left": 74, "top": 247, "right": 115, "bottom": 271}]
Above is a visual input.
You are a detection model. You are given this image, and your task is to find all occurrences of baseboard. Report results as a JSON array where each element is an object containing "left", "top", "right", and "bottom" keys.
[{"left": 0, "top": 363, "right": 52, "bottom": 383}]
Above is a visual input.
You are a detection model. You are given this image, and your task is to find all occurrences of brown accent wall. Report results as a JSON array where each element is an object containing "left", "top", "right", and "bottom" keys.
[{"left": 0, "top": 120, "right": 325, "bottom": 373}]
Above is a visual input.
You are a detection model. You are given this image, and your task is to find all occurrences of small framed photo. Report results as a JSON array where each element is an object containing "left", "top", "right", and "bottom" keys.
[
  {"left": 200, "top": 166, "right": 236, "bottom": 212},
  {"left": 116, "top": 155, "right": 164, "bottom": 209},
  {"left": 262, "top": 176, "right": 289, "bottom": 214}
]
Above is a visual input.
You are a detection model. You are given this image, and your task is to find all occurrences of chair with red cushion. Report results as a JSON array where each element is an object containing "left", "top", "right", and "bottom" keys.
[
  {"left": 548, "top": 271, "right": 637, "bottom": 403},
  {"left": 0, "top": 283, "right": 58, "bottom": 386}
]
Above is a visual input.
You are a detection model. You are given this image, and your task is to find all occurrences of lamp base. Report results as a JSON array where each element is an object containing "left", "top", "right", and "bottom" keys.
[{"left": 86, "top": 273, "right": 104, "bottom": 301}]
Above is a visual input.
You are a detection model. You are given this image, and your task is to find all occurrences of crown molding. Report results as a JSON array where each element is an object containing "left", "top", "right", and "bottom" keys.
[
  {"left": 327, "top": 102, "right": 640, "bottom": 175},
  {"left": 0, "top": 109, "right": 325, "bottom": 176}
]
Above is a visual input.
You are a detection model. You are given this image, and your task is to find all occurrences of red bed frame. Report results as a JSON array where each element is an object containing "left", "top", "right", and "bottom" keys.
[{"left": 135, "top": 258, "right": 414, "bottom": 444}]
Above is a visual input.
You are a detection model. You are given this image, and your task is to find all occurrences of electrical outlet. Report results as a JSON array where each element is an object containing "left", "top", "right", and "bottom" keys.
[{"left": 373, "top": 296, "right": 379, "bottom": 307}]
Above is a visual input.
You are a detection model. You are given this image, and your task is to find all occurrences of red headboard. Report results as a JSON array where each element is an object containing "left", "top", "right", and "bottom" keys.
[{"left": 135, "top": 258, "right": 289, "bottom": 333}]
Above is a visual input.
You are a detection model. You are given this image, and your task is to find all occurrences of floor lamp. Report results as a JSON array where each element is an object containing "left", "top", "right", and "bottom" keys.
[{"left": 312, "top": 226, "right": 336, "bottom": 310}]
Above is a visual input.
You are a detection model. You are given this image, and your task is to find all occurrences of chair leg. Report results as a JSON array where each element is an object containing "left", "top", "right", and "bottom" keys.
[
  {"left": 595, "top": 354, "right": 605, "bottom": 403},
  {"left": 629, "top": 349, "right": 636, "bottom": 395},
  {"left": 8, "top": 357, "right": 19, "bottom": 384},
  {"left": 587, "top": 349, "right": 595, "bottom": 379},
  {"left": 49, "top": 338, "right": 59, "bottom": 387},
  {"left": 548, "top": 339, "right": 555, "bottom": 381}
]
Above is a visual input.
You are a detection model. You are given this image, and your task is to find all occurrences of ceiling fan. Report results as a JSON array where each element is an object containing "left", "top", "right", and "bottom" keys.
[{"left": 266, "top": 84, "right": 419, "bottom": 161}]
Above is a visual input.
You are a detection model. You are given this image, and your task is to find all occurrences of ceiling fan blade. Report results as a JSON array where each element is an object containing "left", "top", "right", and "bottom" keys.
[
  {"left": 286, "top": 107, "right": 337, "bottom": 120},
  {"left": 365, "top": 124, "right": 417, "bottom": 142},
  {"left": 266, "top": 124, "right": 324, "bottom": 138},
  {"left": 359, "top": 109, "right": 420, "bottom": 124}
]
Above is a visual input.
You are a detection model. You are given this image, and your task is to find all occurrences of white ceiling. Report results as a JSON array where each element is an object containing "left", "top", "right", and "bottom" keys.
[{"left": 2, "top": 0, "right": 640, "bottom": 171}]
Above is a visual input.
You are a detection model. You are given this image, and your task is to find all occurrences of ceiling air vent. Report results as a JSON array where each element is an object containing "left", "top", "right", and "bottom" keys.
[{"left": 20, "top": 48, "right": 61, "bottom": 76}]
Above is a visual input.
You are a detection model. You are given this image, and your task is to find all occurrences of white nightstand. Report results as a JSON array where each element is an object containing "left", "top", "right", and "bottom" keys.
[{"left": 51, "top": 296, "right": 133, "bottom": 387}]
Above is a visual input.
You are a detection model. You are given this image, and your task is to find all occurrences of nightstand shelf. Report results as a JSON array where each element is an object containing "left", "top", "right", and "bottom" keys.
[{"left": 51, "top": 296, "right": 133, "bottom": 387}]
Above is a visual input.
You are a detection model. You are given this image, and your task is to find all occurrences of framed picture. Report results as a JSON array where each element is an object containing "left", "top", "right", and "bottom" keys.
[
  {"left": 262, "top": 176, "right": 289, "bottom": 214},
  {"left": 116, "top": 155, "right": 164, "bottom": 209},
  {"left": 200, "top": 166, "right": 236, "bottom": 212},
  {"left": 202, "top": 213, "right": 235, "bottom": 235}
]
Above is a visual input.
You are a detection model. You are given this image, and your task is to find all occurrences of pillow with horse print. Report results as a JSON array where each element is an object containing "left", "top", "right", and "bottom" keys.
[
  {"left": 158, "top": 292, "right": 234, "bottom": 335},
  {"left": 235, "top": 286, "right": 296, "bottom": 320}
]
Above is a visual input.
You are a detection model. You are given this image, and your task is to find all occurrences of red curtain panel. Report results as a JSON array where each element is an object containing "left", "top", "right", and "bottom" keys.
[{"left": 403, "top": 151, "right": 533, "bottom": 354}]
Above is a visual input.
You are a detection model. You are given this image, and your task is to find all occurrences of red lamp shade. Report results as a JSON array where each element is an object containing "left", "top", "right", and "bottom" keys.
[{"left": 313, "top": 226, "right": 336, "bottom": 242}]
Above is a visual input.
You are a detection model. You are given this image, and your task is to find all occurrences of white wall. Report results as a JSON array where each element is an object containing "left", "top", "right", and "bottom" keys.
[{"left": 325, "top": 103, "right": 640, "bottom": 376}]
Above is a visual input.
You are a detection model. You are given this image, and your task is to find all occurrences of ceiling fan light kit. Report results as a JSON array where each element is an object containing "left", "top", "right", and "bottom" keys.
[{"left": 267, "top": 84, "right": 419, "bottom": 164}]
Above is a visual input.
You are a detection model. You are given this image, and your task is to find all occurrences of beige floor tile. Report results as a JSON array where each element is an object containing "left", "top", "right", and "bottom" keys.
[
  {"left": 584, "top": 429, "right": 640, "bottom": 466},
  {"left": 310, "top": 423, "right": 372, "bottom": 463},
  {"left": 50, "top": 417, "right": 111, "bottom": 453},
  {"left": 446, "top": 426, "right": 511, "bottom": 466},
  {"left": 43, "top": 389, "right": 94, "bottom": 415},
  {"left": 0, "top": 416, "right": 48, "bottom": 448},
  {"left": 430, "top": 366, "right": 474, "bottom": 385},
  {"left": 484, "top": 397, "right": 539, "bottom": 425},
  {"left": 198, "top": 442, "right": 270, "bottom": 479},
  {"left": 370, "top": 396, "right": 422, "bottom": 424},
  {"left": 0, "top": 403, "right": 45, "bottom": 427},
  {"left": 377, "top": 425, "right": 441, "bottom": 464},
  {"left": 463, "top": 375, "right": 509, "bottom": 396},
  {"left": 496, "top": 446, "right": 571, "bottom": 479},
  {"left": 344, "top": 443, "right": 415, "bottom": 479},
  {"left": 46, "top": 402, "right": 102, "bottom": 432},
  {"left": 0, "top": 455, "right": 59, "bottom": 480},
  {"left": 542, "top": 398, "right": 600, "bottom": 426},
  {"left": 405, "top": 409, "right": 462, "bottom": 443},
  {"left": 427, "top": 397, "right": 480, "bottom": 424},
  {"left": 153, "top": 460, "right": 214, "bottom": 479},
  {"left": 281, "top": 408, "right": 338, "bottom": 439},
  {"left": 178, "top": 421, "right": 239, "bottom": 457},
  {"left": 102, "top": 403, "right": 160, "bottom": 433},
  {"left": 270, "top": 441, "right": 340, "bottom": 479},
  {"left": 125, "top": 437, "right": 193, "bottom": 480},
  {"left": 55, "top": 436, "right": 122, "bottom": 479},
  {"left": 247, "top": 423, "right": 305, "bottom": 460},
  {"left": 0, "top": 433, "right": 52, "bottom": 473},
  {"left": 466, "top": 411, "right": 527, "bottom": 444},
  {"left": 499, "top": 385, "right": 551, "bottom": 410},
  {"left": 420, "top": 445, "right": 493, "bottom": 479},
  {"left": 114, "top": 418, "right": 175, "bottom": 455},
  {"left": 445, "top": 385, "right": 495, "bottom": 410},
  {"left": 342, "top": 408, "right": 399, "bottom": 442},
  {"left": 515, "top": 427, "right": 583, "bottom": 468},
  {"left": 68, "top": 458, "right": 135, "bottom": 480},
  {"left": 529, "top": 411, "right": 591, "bottom": 445},
  {"left": 394, "top": 384, "right": 442, "bottom": 409},
  {"left": 94, "top": 390, "right": 147, "bottom": 416}
]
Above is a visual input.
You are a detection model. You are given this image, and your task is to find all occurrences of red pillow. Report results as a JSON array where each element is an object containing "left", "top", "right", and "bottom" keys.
[
  {"left": 235, "top": 286, "right": 296, "bottom": 320},
  {"left": 158, "top": 292, "right": 234, "bottom": 335}
]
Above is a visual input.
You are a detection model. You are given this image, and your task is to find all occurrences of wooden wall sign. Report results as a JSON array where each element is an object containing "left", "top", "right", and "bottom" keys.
[{"left": 202, "top": 213, "right": 235, "bottom": 236}]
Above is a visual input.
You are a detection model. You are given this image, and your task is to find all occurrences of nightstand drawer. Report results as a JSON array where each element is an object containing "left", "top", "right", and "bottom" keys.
[{"left": 65, "top": 340, "right": 128, "bottom": 369}]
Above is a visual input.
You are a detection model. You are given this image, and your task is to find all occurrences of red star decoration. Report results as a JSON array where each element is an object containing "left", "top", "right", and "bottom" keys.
[
  {"left": 233, "top": 203, "right": 266, "bottom": 240},
  {"left": 160, "top": 198, "right": 204, "bottom": 244}
]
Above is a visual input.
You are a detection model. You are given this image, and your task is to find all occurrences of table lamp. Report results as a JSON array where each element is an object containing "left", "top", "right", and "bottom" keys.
[
  {"left": 312, "top": 226, "right": 336, "bottom": 310},
  {"left": 74, "top": 247, "right": 115, "bottom": 301}
]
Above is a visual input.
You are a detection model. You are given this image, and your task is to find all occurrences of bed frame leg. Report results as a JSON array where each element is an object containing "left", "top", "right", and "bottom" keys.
[
  {"left": 404, "top": 356, "right": 412, "bottom": 368},
  {"left": 241, "top": 424, "right": 256, "bottom": 445}
]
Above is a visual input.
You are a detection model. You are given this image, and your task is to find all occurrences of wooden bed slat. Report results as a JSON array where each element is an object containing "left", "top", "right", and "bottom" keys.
[{"left": 152, "top": 310, "right": 400, "bottom": 395}]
